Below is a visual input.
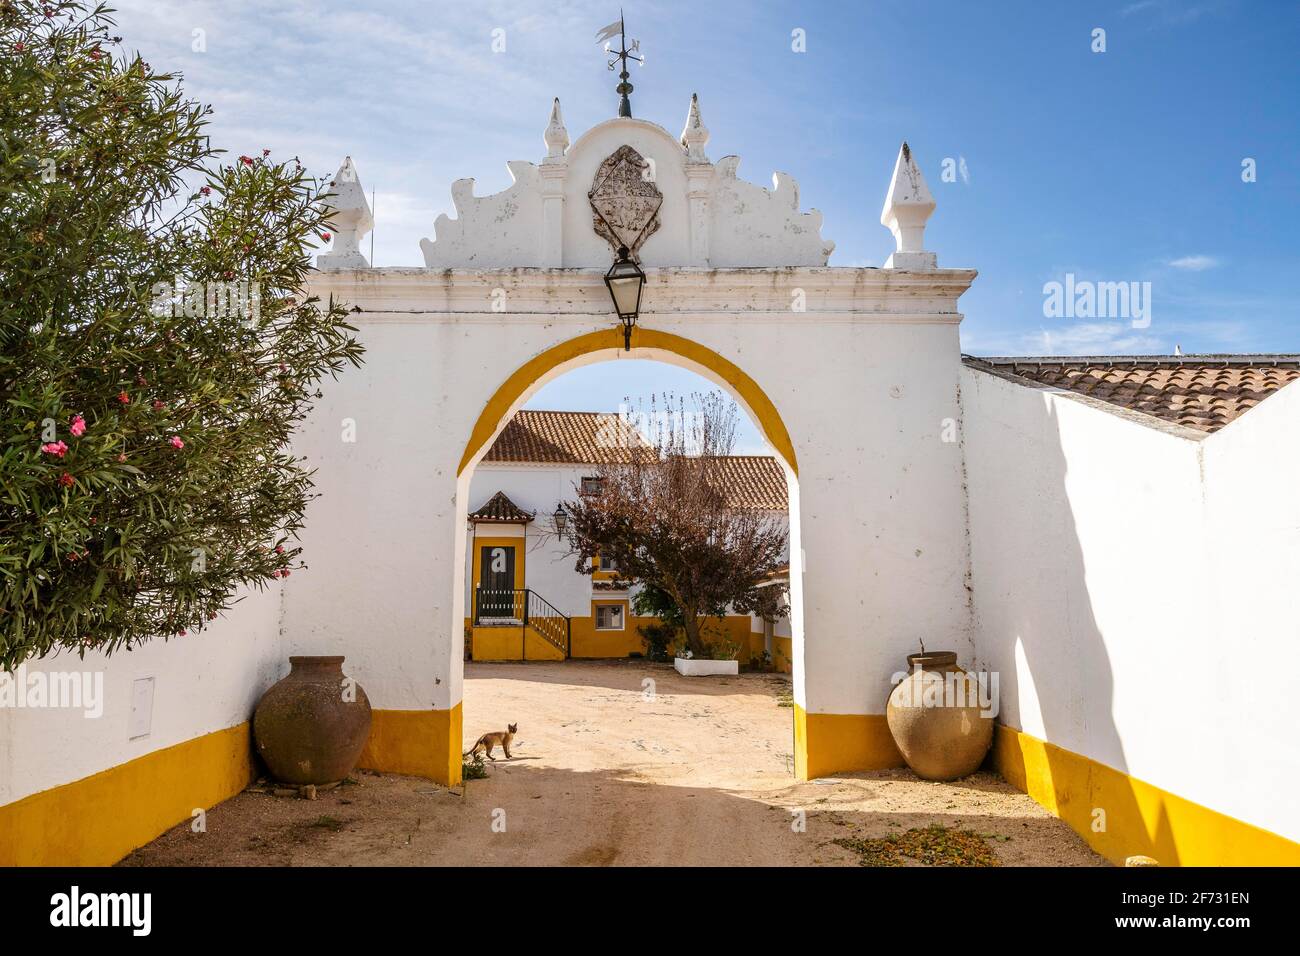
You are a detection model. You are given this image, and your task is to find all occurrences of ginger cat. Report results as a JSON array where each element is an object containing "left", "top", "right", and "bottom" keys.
[{"left": 465, "top": 723, "right": 517, "bottom": 761}]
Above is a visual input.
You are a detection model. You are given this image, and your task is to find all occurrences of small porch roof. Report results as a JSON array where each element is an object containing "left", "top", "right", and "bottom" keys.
[{"left": 469, "top": 491, "right": 535, "bottom": 524}]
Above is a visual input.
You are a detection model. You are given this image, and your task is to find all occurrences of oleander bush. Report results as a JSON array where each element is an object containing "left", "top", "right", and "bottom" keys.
[{"left": 0, "top": 1, "right": 363, "bottom": 667}]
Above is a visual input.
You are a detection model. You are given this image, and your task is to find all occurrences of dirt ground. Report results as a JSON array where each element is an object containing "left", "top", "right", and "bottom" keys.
[{"left": 122, "top": 660, "right": 1105, "bottom": 867}]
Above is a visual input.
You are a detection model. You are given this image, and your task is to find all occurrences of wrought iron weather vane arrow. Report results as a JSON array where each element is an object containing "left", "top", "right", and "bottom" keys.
[{"left": 596, "top": 12, "right": 642, "bottom": 117}]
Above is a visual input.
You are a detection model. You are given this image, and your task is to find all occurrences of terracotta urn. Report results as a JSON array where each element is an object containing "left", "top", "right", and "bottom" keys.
[
  {"left": 253, "top": 656, "right": 372, "bottom": 785},
  {"left": 886, "top": 650, "right": 993, "bottom": 781}
]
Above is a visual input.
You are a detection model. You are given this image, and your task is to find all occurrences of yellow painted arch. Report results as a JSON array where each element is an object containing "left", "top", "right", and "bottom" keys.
[{"left": 457, "top": 327, "right": 799, "bottom": 477}]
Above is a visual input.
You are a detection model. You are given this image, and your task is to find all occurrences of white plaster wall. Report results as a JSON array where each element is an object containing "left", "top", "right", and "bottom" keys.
[
  {"left": 289, "top": 267, "right": 974, "bottom": 720},
  {"left": 465, "top": 463, "right": 593, "bottom": 618},
  {"left": 963, "top": 365, "right": 1300, "bottom": 842},
  {"left": 1199, "top": 380, "right": 1300, "bottom": 837},
  {"left": 0, "top": 583, "right": 282, "bottom": 805},
  {"left": 283, "top": 317, "right": 475, "bottom": 712},
  {"left": 791, "top": 320, "right": 971, "bottom": 715}
]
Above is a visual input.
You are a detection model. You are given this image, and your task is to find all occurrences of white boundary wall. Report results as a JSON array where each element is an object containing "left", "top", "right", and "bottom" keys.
[
  {"left": 0, "top": 583, "right": 283, "bottom": 806},
  {"left": 962, "top": 364, "right": 1300, "bottom": 842}
]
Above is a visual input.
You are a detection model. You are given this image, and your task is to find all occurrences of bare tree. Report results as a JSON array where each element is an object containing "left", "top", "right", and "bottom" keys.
[{"left": 561, "top": 393, "right": 788, "bottom": 658}]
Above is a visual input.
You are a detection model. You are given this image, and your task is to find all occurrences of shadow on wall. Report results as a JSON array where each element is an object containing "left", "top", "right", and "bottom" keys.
[{"left": 973, "top": 396, "right": 1158, "bottom": 865}]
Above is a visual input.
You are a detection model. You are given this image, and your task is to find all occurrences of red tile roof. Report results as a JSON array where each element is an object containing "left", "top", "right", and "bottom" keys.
[
  {"left": 483, "top": 411, "right": 789, "bottom": 509},
  {"left": 712, "top": 455, "right": 788, "bottom": 510},
  {"left": 966, "top": 355, "right": 1300, "bottom": 434},
  {"left": 468, "top": 491, "right": 534, "bottom": 523},
  {"left": 483, "top": 410, "right": 651, "bottom": 464}
]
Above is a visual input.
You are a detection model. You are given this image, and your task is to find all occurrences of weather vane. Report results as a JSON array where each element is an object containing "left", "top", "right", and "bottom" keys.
[{"left": 596, "top": 12, "right": 643, "bottom": 118}]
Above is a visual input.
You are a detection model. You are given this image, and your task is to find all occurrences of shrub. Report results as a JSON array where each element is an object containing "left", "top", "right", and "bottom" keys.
[{"left": 0, "top": 1, "right": 362, "bottom": 667}]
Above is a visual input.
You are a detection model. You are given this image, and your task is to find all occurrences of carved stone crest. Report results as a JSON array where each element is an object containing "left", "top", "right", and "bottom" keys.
[{"left": 588, "top": 145, "right": 662, "bottom": 258}]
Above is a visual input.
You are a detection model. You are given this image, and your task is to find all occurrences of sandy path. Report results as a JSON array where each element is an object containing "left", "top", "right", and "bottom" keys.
[{"left": 122, "top": 660, "right": 1104, "bottom": 866}]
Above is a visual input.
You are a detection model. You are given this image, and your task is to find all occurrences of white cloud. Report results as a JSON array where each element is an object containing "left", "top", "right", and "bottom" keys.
[
  {"left": 1121, "top": 0, "right": 1224, "bottom": 24},
  {"left": 1021, "top": 323, "right": 1165, "bottom": 357},
  {"left": 102, "top": 0, "right": 617, "bottom": 265},
  {"left": 1167, "top": 254, "right": 1219, "bottom": 271},
  {"left": 963, "top": 324, "right": 1149, "bottom": 357}
]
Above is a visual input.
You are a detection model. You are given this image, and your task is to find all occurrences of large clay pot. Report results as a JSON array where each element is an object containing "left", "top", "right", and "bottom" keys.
[
  {"left": 886, "top": 650, "right": 993, "bottom": 781},
  {"left": 253, "top": 656, "right": 371, "bottom": 785}
]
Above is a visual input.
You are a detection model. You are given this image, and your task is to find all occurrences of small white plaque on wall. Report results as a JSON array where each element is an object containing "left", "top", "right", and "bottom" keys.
[{"left": 128, "top": 677, "right": 155, "bottom": 740}]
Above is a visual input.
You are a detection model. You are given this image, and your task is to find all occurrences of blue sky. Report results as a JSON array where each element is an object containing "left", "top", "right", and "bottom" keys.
[{"left": 108, "top": 0, "right": 1299, "bottom": 449}]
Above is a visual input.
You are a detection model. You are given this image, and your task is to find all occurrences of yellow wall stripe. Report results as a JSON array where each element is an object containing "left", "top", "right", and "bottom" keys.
[
  {"left": 357, "top": 705, "right": 463, "bottom": 787},
  {"left": 794, "top": 705, "right": 903, "bottom": 780},
  {"left": 1, "top": 705, "right": 465, "bottom": 866},
  {"left": 992, "top": 724, "right": 1300, "bottom": 866},
  {"left": 0, "top": 722, "right": 253, "bottom": 867}
]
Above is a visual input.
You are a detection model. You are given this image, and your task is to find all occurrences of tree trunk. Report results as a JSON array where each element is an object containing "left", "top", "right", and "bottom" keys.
[{"left": 681, "top": 611, "right": 707, "bottom": 658}]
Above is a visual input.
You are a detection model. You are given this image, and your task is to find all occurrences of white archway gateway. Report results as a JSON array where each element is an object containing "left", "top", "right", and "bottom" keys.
[{"left": 291, "top": 96, "right": 975, "bottom": 785}]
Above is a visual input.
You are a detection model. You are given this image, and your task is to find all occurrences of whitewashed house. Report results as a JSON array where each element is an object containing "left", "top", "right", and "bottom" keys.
[{"left": 464, "top": 409, "right": 792, "bottom": 666}]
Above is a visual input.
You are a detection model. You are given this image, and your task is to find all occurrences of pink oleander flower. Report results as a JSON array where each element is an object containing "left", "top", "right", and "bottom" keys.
[
  {"left": 117, "top": 390, "right": 129, "bottom": 404},
  {"left": 275, "top": 545, "right": 285, "bottom": 554},
  {"left": 152, "top": 400, "right": 164, "bottom": 410},
  {"left": 41, "top": 440, "right": 68, "bottom": 457},
  {"left": 59, "top": 472, "right": 74, "bottom": 487},
  {"left": 321, "top": 232, "right": 331, "bottom": 242},
  {"left": 70, "top": 415, "right": 86, "bottom": 437},
  {"left": 169, "top": 436, "right": 184, "bottom": 449},
  {"left": 239, "top": 155, "right": 254, "bottom": 166}
]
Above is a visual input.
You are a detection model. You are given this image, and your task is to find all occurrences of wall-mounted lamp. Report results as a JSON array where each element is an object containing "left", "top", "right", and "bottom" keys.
[
  {"left": 603, "top": 245, "right": 645, "bottom": 351},
  {"left": 552, "top": 505, "right": 568, "bottom": 535}
]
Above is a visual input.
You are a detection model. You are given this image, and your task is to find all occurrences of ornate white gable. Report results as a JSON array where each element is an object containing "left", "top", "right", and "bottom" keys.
[{"left": 418, "top": 96, "right": 835, "bottom": 269}]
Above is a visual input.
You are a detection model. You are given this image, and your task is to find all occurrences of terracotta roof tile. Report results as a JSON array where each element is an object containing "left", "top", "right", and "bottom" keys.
[
  {"left": 712, "top": 455, "right": 788, "bottom": 510},
  {"left": 483, "top": 410, "right": 651, "bottom": 464},
  {"left": 484, "top": 411, "right": 789, "bottom": 509},
  {"left": 469, "top": 490, "right": 534, "bottom": 523},
  {"left": 965, "top": 356, "right": 1300, "bottom": 434}
]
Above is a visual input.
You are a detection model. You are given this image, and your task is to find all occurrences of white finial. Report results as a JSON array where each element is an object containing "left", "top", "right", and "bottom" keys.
[
  {"left": 880, "top": 141, "right": 937, "bottom": 270},
  {"left": 544, "top": 98, "right": 569, "bottom": 163},
  {"left": 317, "top": 156, "right": 373, "bottom": 270},
  {"left": 680, "top": 92, "right": 709, "bottom": 162},
  {"left": 1174, "top": 344, "right": 1184, "bottom": 356}
]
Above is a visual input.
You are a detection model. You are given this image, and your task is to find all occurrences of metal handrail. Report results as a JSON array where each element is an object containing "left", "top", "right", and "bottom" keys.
[{"left": 474, "top": 587, "right": 572, "bottom": 657}]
